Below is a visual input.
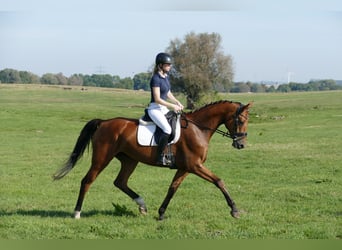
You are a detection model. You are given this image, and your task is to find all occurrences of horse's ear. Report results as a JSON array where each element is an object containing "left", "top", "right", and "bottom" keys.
[{"left": 243, "top": 102, "right": 253, "bottom": 111}]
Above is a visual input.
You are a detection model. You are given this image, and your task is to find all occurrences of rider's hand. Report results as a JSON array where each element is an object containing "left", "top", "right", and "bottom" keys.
[
  {"left": 175, "top": 101, "right": 184, "bottom": 110},
  {"left": 173, "top": 104, "right": 183, "bottom": 112}
]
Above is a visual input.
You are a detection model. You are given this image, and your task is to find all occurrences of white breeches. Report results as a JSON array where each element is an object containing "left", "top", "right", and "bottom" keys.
[{"left": 147, "top": 102, "right": 172, "bottom": 135}]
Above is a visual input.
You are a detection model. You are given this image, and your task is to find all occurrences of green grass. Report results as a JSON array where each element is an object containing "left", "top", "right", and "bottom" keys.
[{"left": 0, "top": 84, "right": 341, "bottom": 239}]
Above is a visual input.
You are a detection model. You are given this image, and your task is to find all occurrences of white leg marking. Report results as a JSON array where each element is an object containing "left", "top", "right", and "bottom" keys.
[{"left": 74, "top": 210, "right": 81, "bottom": 219}]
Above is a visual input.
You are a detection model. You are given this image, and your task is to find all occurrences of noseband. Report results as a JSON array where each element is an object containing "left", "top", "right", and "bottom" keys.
[{"left": 181, "top": 104, "right": 248, "bottom": 141}]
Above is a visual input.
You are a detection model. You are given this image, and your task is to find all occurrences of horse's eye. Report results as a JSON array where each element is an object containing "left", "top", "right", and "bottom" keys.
[{"left": 235, "top": 118, "right": 244, "bottom": 126}]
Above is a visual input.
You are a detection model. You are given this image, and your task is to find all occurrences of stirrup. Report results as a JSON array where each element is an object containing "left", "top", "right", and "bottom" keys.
[
  {"left": 163, "top": 155, "right": 173, "bottom": 166},
  {"left": 157, "top": 154, "right": 176, "bottom": 169}
]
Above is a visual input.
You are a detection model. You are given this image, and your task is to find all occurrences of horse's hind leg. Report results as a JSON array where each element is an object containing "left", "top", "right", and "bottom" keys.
[
  {"left": 74, "top": 147, "right": 114, "bottom": 219},
  {"left": 74, "top": 165, "right": 106, "bottom": 218},
  {"left": 158, "top": 169, "right": 188, "bottom": 220},
  {"left": 114, "top": 154, "right": 146, "bottom": 214}
]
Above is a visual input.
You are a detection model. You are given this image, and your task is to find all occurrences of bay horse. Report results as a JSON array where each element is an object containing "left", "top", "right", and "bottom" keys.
[{"left": 53, "top": 100, "right": 252, "bottom": 220}]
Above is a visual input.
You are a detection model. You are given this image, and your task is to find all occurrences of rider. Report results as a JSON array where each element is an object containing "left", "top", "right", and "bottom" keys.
[{"left": 147, "top": 52, "right": 184, "bottom": 165}]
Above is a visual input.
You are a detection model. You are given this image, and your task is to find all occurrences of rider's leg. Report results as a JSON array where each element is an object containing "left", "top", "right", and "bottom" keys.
[
  {"left": 147, "top": 104, "right": 172, "bottom": 165},
  {"left": 156, "top": 132, "right": 170, "bottom": 164}
]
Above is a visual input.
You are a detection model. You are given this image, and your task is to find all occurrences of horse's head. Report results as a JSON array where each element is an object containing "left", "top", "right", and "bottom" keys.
[{"left": 225, "top": 102, "right": 253, "bottom": 150}]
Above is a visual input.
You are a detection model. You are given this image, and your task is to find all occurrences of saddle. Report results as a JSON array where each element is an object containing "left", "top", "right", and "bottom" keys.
[{"left": 137, "top": 110, "right": 181, "bottom": 146}]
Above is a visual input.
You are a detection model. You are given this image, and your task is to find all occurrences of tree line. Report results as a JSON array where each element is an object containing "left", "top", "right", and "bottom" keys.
[
  {"left": 231, "top": 79, "right": 342, "bottom": 93},
  {"left": 1, "top": 67, "right": 340, "bottom": 93},
  {"left": 0, "top": 68, "right": 152, "bottom": 91}
]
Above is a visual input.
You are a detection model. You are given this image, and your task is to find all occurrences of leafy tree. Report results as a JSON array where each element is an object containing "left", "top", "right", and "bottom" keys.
[
  {"left": 307, "top": 81, "right": 320, "bottom": 91},
  {"left": 277, "top": 84, "right": 291, "bottom": 92},
  {"left": 40, "top": 73, "right": 68, "bottom": 85},
  {"left": 266, "top": 85, "right": 276, "bottom": 93},
  {"left": 55, "top": 73, "right": 68, "bottom": 85},
  {"left": 83, "top": 74, "right": 114, "bottom": 88},
  {"left": 97, "top": 74, "right": 114, "bottom": 88},
  {"left": 112, "top": 75, "right": 121, "bottom": 85},
  {"left": 41, "top": 73, "right": 59, "bottom": 85},
  {"left": 133, "top": 72, "right": 151, "bottom": 91},
  {"left": 167, "top": 32, "right": 234, "bottom": 108},
  {"left": 68, "top": 74, "right": 84, "bottom": 86},
  {"left": 19, "top": 71, "right": 40, "bottom": 84},
  {"left": 114, "top": 77, "right": 133, "bottom": 89},
  {"left": 230, "top": 82, "right": 250, "bottom": 93},
  {"left": 0, "top": 68, "right": 21, "bottom": 83},
  {"left": 250, "top": 83, "right": 266, "bottom": 93},
  {"left": 318, "top": 79, "right": 337, "bottom": 91},
  {"left": 83, "top": 75, "right": 96, "bottom": 86}
]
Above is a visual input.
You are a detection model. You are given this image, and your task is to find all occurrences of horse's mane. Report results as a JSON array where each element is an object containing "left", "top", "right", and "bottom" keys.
[{"left": 185, "top": 100, "right": 241, "bottom": 114}]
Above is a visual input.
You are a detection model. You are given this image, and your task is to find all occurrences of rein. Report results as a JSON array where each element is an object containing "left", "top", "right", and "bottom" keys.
[
  {"left": 181, "top": 115, "right": 232, "bottom": 137},
  {"left": 180, "top": 105, "right": 248, "bottom": 141}
]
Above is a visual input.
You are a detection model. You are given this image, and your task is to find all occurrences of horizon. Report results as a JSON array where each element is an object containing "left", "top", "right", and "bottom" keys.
[{"left": 2, "top": 67, "right": 341, "bottom": 85}]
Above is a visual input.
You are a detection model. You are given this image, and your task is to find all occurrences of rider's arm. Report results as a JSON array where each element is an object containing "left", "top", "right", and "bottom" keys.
[{"left": 152, "top": 87, "right": 182, "bottom": 112}]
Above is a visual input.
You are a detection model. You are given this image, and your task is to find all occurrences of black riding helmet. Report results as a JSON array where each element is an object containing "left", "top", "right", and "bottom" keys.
[{"left": 155, "top": 52, "right": 172, "bottom": 65}]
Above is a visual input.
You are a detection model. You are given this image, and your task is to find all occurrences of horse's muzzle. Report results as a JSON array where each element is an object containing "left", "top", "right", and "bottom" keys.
[
  {"left": 232, "top": 140, "right": 245, "bottom": 149},
  {"left": 231, "top": 133, "right": 247, "bottom": 149}
]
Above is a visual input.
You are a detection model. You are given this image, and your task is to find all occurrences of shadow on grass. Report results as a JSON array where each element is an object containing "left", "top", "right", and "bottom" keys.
[{"left": 0, "top": 203, "right": 137, "bottom": 218}]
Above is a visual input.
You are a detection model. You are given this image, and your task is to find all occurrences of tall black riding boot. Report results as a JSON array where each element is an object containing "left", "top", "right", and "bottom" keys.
[{"left": 156, "top": 132, "right": 170, "bottom": 165}]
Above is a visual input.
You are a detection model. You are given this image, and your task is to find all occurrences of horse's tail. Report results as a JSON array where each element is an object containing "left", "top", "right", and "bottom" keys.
[{"left": 53, "top": 119, "right": 102, "bottom": 180}]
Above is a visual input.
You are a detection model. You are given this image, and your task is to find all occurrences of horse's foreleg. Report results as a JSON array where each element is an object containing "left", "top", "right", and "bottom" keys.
[
  {"left": 114, "top": 154, "right": 145, "bottom": 214},
  {"left": 192, "top": 165, "right": 240, "bottom": 219},
  {"left": 158, "top": 170, "right": 188, "bottom": 220},
  {"left": 215, "top": 179, "right": 240, "bottom": 218}
]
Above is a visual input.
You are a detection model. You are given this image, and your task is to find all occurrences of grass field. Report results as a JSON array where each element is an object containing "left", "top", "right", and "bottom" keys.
[{"left": 0, "top": 84, "right": 341, "bottom": 239}]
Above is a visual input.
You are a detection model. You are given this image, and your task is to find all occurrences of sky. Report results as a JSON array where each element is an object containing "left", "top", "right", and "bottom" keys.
[{"left": 1, "top": 0, "right": 342, "bottom": 83}]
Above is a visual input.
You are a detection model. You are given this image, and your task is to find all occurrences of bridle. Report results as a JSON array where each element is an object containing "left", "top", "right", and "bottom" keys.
[
  {"left": 230, "top": 104, "right": 249, "bottom": 141},
  {"left": 181, "top": 104, "right": 248, "bottom": 142}
]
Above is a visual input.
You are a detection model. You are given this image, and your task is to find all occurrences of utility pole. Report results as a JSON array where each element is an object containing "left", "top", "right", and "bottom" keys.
[{"left": 95, "top": 66, "right": 105, "bottom": 74}]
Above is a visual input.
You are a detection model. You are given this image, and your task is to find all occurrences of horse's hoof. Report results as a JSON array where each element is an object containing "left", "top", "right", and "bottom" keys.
[
  {"left": 74, "top": 211, "right": 81, "bottom": 219},
  {"left": 230, "top": 210, "right": 240, "bottom": 219},
  {"left": 139, "top": 206, "right": 147, "bottom": 215}
]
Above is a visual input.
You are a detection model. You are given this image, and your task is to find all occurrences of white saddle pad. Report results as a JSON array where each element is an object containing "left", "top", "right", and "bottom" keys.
[{"left": 137, "top": 115, "right": 181, "bottom": 146}]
